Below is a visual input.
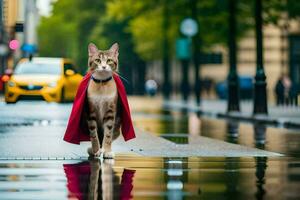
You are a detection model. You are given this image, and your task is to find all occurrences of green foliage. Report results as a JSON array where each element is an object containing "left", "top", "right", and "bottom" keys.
[
  {"left": 38, "top": 0, "right": 300, "bottom": 68},
  {"left": 107, "top": 0, "right": 255, "bottom": 60},
  {"left": 38, "top": 0, "right": 147, "bottom": 94},
  {"left": 38, "top": 0, "right": 106, "bottom": 73},
  {"left": 107, "top": 0, "right": 165, "bottom": 60},
  {"left": 287, "top": 0, "right": 300, "bottom": 19},
  {"left": 38, "top": 0, "right": 145, "bottom": 75},
  {"left": 38, "top": 15, "right": 77, "bottom": 58},
  {"left": 263, "top": 0, "right": 300, "bottom": 24}
]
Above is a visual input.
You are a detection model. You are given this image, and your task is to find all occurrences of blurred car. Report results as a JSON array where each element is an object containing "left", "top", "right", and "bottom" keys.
[
  {"left": 215, "top": 76, "right": 253, "bottom": 100},
  {"left": 5, "top": 57, "right": 83, "bottom": 103},
  {"left": 0, "top": 69, "right": 13, "bottom": 92}
]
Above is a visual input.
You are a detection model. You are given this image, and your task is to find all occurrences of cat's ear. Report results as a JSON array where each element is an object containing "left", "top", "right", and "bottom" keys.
[
  {"left": 109, "top": 43, "right": 119, "bottom": 58},
  {"left": 88, "top": 43, "right": 98, "bottom": 56}
]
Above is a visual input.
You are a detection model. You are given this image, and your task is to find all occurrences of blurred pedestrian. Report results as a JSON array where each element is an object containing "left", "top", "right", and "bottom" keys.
[
  {"left": 289, "top": 82, "right": 298, "bottom": 106},
  {"left": 275, "top": 76, "right": 284, "bottom": 105},
  {"left": 202, "top": 77, "right": 213, "bottom": 98},
  {"left": 282, "top": 75, "right": 292, "bottom": 105},
  {"left": 145, "top": 79, "right": 158, "bottom": 97}
]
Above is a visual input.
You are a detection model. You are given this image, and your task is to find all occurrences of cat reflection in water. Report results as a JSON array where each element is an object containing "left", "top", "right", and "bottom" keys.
[{"left": 64, "top": 159, "right": 135, "bottom": 200}]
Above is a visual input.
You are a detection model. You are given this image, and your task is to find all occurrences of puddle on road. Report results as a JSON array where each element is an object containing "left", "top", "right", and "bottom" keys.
[{"left": 0, "top": 157, "right": 299, "bottom": 199}]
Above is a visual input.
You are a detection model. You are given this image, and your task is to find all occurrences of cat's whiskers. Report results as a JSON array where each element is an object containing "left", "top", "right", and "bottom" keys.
[{"left": 114, "top": 72, "right": 130, "bottom": 84}]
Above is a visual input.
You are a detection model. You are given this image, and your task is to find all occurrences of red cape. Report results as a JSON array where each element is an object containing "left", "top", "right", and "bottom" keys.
[
  {"left": 63, "top": 162, "right": 135, "bottom": 200},
  {"left": 63, "top": 72, "right": 135, "bottom": 144}
]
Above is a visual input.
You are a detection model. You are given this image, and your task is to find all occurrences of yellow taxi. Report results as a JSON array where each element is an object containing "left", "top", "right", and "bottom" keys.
[{"left": 5, "top": 57, "right": 83, "bottom": 103}]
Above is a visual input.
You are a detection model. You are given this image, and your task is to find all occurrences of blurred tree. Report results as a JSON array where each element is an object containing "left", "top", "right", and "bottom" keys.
[
  {"left": 38, "top": 0, "right": 300, "bottom": 88},
  {"left": 38, "top": 0, "right": 80, "bottom": 65},
  {"left": 38, "top": 15, "right": 77, "bottom": 59},
  {"left": 287, "top": 0, "right": 300, "bottom": 19},
  {"left": 107, "top": 0, "right": 300, "bottom": 60},
  {"left": 263, "top": 0, "right": 300, "bottom": 23},
  {"left": 38, "top": 0, "right": 146, "bottom": 94},
  {"left": 107, "top": 0, "right": 254, "bottom": 60},
  {"left": 75, "top": 0, "right": 106, "bottom": 73},
  {"left": 38, "top": 0, "right": 107, "bottom": 73}
]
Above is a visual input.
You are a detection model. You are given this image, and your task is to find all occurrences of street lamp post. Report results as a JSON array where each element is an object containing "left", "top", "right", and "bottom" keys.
[
  {"left": 181, "top": 58, "right": 190, "bottom": 102},
  {"left": 176, "top": 37, "right": 191, "bottom": 102},
  {"left": 178, "top": 0, "right": 200, "bottom": 105},
  {"left": 178, "top": 17, "right": 198, "bottom": 103},
  {"left": 227, "top": 0, "right": 240, "bottom": 112},
  {"left": 162, "top": 0, "right": 171, "bottom": 100},
  {"left": 190, "top": 0, "right": 201, "bottom": 106},
  {"left": 253, "top": 0, "right": 268, "bottom": 115}
]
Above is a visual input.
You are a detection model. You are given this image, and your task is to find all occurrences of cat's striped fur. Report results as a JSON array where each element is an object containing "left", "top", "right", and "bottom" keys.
[{"left": 87, "top": 43, "right": 121, "bottom": 159}]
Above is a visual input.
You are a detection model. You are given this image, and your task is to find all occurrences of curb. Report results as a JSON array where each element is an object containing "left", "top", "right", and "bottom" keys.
[
  {"left": 163, "top": 102, "right": 300, "bottom": 129},
  {"left": 284, "top": 121, "right": 300, "bottom": 129}
]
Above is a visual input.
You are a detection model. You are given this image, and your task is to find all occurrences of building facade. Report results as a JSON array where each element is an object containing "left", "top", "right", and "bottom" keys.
[
  {"left": 202, "top": 21, "right": 300, "bottom": 103},
  {"left": 2, "top": 0, "right": 38, "bottom": 68},
  {"left": 147, "top": 20, "right": 300, "bottom": 103}
]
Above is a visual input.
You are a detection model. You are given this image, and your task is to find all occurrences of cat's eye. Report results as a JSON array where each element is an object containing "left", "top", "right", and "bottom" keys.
[
  {"left": 107, "top": 59, "right": 114, "bottom": 64},
  {"left": 94, "top": 59, "right": 101, "bottom": 64}
]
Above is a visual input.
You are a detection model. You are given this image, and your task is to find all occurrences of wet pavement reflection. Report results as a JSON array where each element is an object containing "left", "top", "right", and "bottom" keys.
[
  {"left": 0, "top": 156, "right": 299, "bottom": 199},
  {"left": 0, "top": 103, "right": 300, "bottom": 199},
  {"left": 134, "top": 110, "right": 300, "bottom": 157}
]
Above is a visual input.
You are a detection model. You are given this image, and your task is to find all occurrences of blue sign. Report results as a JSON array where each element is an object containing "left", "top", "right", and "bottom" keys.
[
  {"left": 21, "top": 44, "right": 37, "bottom": 53},
  {"left": 176, "top": 38, "right": 191, "bottom": 60}
]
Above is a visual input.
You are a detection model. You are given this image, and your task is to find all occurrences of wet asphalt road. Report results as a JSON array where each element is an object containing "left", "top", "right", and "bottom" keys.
[
  {"left": 0, "top": 101, "right": 71, "bottom": 125},
  {"left": 0, "top": 101, "right": 84, "bottom": 159}
]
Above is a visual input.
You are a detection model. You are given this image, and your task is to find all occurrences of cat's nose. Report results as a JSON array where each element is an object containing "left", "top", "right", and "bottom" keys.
[{"left": 102, "top": 66, "right": 106, "bottom": 69}]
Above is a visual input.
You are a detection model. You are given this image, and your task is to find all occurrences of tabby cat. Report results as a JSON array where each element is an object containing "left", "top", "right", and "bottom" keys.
[{"left": 87, "top": 43, "right": 121, "bottom": 159}]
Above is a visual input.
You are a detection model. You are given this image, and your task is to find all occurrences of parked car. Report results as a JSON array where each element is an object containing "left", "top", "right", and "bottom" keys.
[
  {"left": 5, "top": 57, "right": 83, "bottom": 103},
  {"left": 215, "top": 76, "right": 253, "bottom": 100}
]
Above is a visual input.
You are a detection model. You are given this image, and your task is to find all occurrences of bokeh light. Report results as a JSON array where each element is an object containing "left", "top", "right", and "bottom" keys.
[{"left": 9, "top": 40, "right": 19, "bottom": 50}]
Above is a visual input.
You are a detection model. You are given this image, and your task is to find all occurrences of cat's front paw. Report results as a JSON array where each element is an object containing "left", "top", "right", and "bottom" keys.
[
  {"left": 103, "top": 151, "right": 115, "bottom": 159},
  {"left": 87, "top": 147, "right": 102, "bottom": 157}
]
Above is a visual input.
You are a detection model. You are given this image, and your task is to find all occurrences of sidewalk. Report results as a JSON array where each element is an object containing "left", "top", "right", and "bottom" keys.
[
  {"left": 0, "top": 95, "right": 284, "bottom": 158},
  {"left": 164, "top": 99, "right": 300, "bottom": 128},
  {"left": 0, "top": 125, "right": 281, "bottom": 159}
]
